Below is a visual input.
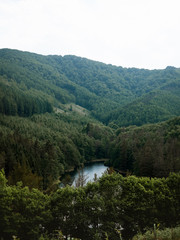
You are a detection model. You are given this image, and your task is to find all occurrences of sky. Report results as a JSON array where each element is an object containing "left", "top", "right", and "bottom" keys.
[{"left": 0, "top": 0, "right": 180, "bottom": 70}]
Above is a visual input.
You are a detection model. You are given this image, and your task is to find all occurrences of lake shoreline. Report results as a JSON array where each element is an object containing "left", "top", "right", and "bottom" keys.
[
  {"left": 86, "top": 158, "right": 108, "bottom": 163},
  {"left": 61, "top": 161, "right": 108, "bottom": 187},
  {"left": 65, "top": 158, "right": 109, "bottom": 173}
]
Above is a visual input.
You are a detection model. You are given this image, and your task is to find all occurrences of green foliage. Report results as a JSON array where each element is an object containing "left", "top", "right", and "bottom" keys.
[
  {"left": 0, "top": 170, "right": 180, "bottom": 240},
  {"left": 8, "top": 162, "right": 42, "bottom": 190},
  {"left": 0, "top": 170, "right": 51, "bottom": 240},
  {"left": 106, "top": 86, "right": 180, "bottom": 127},
  {"left": 0, "top": 49, "right": 180, "bottom": 240},
  {"left": 50, "top": 172, "right": 180, "bottom": 239},
  {"left": 0, "top": 79, "right": 53, "bottom": 117},
  {"left": 0, "top": 113, "right": 113, "bottom": 189},
  {"left": 133, "top": 225, "right": 180, "bottom": 240},
  {"left": 109, "top": 117, "right": 180, "bottom": 177},
  {"left": 1, "top": 49, "right": 180, "bottom": 125}
]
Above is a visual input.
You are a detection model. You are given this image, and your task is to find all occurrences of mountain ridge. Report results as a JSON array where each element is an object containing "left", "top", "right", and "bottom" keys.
[
  {"left": 0, "top": 48, "right": 180, "bottom": 190},
  {"left": 0, "top": 48, "right": 180, "bottom": 126}
]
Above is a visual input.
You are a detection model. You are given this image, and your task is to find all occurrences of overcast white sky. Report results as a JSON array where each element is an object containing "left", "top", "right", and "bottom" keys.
[{"left": 0, "top": 0, "right": 180, "bottom": 69}]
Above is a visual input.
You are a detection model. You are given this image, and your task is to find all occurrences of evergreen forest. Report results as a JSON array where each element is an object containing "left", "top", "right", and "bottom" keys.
[{"left": 0, "top": 48, "right": 180, "bottom": 240}]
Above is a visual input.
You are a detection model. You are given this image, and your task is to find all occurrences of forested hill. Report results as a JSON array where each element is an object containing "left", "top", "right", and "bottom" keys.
[
  {"left": 0, "top": 48, "right": 180, "bottom": 126},
  {"left": 0, "top": 49, "right": 180, "bottom": 239}
]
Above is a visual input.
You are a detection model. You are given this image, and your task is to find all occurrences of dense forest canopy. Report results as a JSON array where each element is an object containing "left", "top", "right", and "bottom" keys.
[
  {"left": 0, "top": 170, "right": 180, "bottom": 240},
  {"left": 0, "top": 48, "right": 180, "bottom": 186},
  {"left": 0, "top": 48, "right": 180, "bottom": 184},
  {"left": 0, "top": 48, "right": 180, "bottom": 239},
  {"left": 0, "top": 48, "right": 180, "bottom": 125},
  {"left": 108, "top": 117, "right": 180, "bottom": 177}
]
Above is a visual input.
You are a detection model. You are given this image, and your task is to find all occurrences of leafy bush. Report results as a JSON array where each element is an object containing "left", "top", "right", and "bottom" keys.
[{"left": 133, "top": 226, "right": 180, "bottom": 240}]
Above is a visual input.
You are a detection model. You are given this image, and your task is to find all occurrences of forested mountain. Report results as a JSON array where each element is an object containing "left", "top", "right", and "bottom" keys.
[
  {"left": 0, "top": 48, "right": 180, "bottom": 188},
  {"left": 0, "top": 48, "right": 180, "bottom": 240},
  {"left": 0, "top": 48, "right": 180, "bottom": 125},
  {"left": 105, "top": 80, "right": 180, "bottom": 126}
]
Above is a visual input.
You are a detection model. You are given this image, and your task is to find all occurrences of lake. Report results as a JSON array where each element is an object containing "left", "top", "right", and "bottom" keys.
[
  {"left": 61, "top": 161, "right": 108, "bottom": 187},
  {"left": 72, "top": 161, "right": 108, "bottom": 186}
]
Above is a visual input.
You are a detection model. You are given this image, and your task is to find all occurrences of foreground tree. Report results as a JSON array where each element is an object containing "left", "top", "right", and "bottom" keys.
[{"left": 0, "top": 170, "right": 51, "bottom": 240}]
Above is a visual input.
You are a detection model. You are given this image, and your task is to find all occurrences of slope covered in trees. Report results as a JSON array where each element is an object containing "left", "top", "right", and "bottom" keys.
[
  {"left": 108, "top": 117, "right": 180, "bottom": 177},
  {"left": 0, "top": 112, "right": 180, "bottom": 189},
  {"left": 0, "top": 48, "right": 180, "bottom": 240},
  {"left": 105, "top": 80, "right": 180, "bottom": 126},
  {"left": 0, "top": 48, "right": 180, "bottom": 188},
  {"left": 0, "top": 48, "right": 180, "bottom": 125},
  {"left": 0, "top": 112, "right": 113, "bottom": 189}
]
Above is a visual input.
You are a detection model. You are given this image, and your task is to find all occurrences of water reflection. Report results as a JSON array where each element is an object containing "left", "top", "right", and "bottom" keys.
[{"left": 61, "top": 161, "right": 108, "bottom": 187}]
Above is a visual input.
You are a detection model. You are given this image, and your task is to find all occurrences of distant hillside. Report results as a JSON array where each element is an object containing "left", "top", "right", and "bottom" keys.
[
  {"left": 0, "top": 49, "right": 180, "bottom": 240},
  {"left": 105, "top": 81, "right": 180, "bottom": 126},
  {"left": 0, "top": 48, "right": 180, "bottom": 188},
  {"left": 0, "top": 48, "right": 180, "bottom": 126},
  {"left": 108, "top": 116, "right": 180, "bottom": 177}
]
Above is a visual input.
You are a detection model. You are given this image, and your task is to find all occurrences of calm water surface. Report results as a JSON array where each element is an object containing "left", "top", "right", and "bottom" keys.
[{"left": 71, "top": 161, "right": 108, "bottom": 186}]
